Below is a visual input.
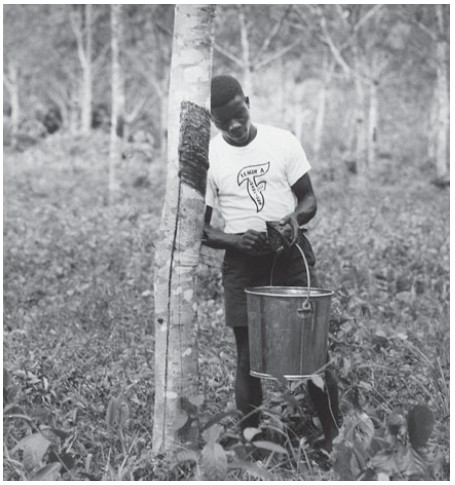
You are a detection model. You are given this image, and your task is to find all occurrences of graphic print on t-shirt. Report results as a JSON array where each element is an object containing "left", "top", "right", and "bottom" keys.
[{"left": 237, "top": 162, "right": 270, "bottom": 212}]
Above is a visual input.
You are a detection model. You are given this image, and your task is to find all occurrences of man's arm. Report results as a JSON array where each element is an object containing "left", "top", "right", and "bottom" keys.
[
  {"left": 279, "top": 173, "right": 317, "bottom": 242},
  {"left": 203, "top": 206, "right": 267, "bottom": 253},
  {"left": 202, "top": 206, "right": 239, "bottom": 250},
  {"left": 290, "top": 173, "right": 317, "bottom": 226}
]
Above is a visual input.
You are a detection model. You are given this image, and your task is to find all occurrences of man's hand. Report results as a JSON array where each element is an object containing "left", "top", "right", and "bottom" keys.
[
  {"left": 235, "top": 229, "right": 268, "bottom": 255},
  {"left": 202, "top": 223, "right": 267, "bottom": 254},
  {"left": 279, "top": 213, "right": 299, "bottom": 246}
]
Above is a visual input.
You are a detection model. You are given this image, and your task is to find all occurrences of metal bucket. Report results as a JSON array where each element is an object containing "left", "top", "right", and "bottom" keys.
[{"left": 245, "top": 244, "right": 334, "bottom": 381}]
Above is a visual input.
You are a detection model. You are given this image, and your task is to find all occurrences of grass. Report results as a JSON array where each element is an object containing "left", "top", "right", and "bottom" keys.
[{"left": 3, "top": 132, "right": 450, "bottom": 480}]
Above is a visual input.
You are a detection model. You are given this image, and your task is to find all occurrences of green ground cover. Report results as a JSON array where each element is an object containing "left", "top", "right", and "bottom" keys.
[{"left": 3, "top": 134, "right": 449, "bottom": 480}]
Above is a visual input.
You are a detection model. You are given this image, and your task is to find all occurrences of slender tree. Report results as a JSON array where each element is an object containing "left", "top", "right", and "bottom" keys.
[
  {"left": 215, "top": 5, "right": 300, "bottom": 95},
  {"left": 70, "top": 5, "right": 93, "bottom": 135},
  {"left": 123, "top": 6, "right": 173, "bottom": 159},
  {"left": 411, "top": 5, "right": 449, "bottom": 182},
  {"left": 313, "top": 54, "right": 334, "bottom": 161},
  {"left": 434, "top": 5, "right": 449, "bottom": 182},
  {"left": 109, "top": 4, "right": 124, "bottom": 203},
  {"left": 4, "top": 61, "right": 20, "bottom": 147},
  {"left": 152, "top": 4, "right": 216, "bottom": 453},
  {"left": 305, "top": 5, "right": 413, "bottom": 177},
  {"left": 3, "top": 5, "right": 48, "bottom": 144}
]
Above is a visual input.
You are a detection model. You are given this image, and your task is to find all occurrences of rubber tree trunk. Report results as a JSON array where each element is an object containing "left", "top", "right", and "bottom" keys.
[
  {"left": 69, "top": 94, "right": 80, "bottom": 136},
  {"left": 428, "top": 85, "right": 438, "bottom": 162},
  {"left": 7, "top": 61, "right": 20, "bottom": 148},
  {"left": 435, "top": 38, "right": 449, "bottom": 180},
  {"left": 313, "top": 82, "right": 326, "bottom": 162},
  {"left": 353, "top": 72, "right": 367, "bottom": 177},
  {"left": 109, "top": 4, "right": 124, "bottom": 204},
  {"left": 367, "top": 78, "right": 379, "bottom": 169},
  {"left": 81, "top": 4, "right": 93, "bottom": 135},
  {"left": 152, "top": 4, "right": 216, "bottom": 453},
  {"left": 313, "top": 58, "right": 333, "bottom": 161},
  {"left": 292, "top": 82, "right": 302, "bottom": 143},
  {"left": 238, "top": 5, "right": 253, "bottom": 95},
  {"left": 159, "top": 92, "right": 168, "bottom": 162}
]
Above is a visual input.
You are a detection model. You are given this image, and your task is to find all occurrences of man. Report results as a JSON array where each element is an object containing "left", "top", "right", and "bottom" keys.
[{"left": 202, "top": 74, "right": 341, "bottom": 450}]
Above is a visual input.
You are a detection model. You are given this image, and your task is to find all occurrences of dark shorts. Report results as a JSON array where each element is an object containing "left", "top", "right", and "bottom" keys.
[{"left": 222, "top": 231, "right": 318, "bottom": 327}]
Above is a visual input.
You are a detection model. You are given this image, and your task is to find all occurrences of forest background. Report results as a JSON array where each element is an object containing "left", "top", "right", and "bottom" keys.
[{"left": 3, "top": 3, "right": 450, "bottom": 481}]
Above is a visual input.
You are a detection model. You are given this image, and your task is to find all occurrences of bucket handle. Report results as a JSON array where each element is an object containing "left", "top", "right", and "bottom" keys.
[{"left": 270, "top": 242, "right": 312, "bottom": 314}]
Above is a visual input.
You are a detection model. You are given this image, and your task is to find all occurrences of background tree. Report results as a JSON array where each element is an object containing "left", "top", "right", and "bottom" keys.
[
  {"left": 411, "top": 4, "right": 449, "bottom": 183},
  {"left": 70, "top": 5, "right": 94, "bottom": 135},
  {"left": 152, "top": 4, "right": 216, "bottom": 453},
  {"left": 308, "top": 4, "right": 385, "bottom": 177},
  {"left": 4, "top": 60, "right": 20, "bottom": 147},
  {"left": 214, "top": 5, "right": 300, "bottom": 96},
  {"left": 2, "top": 5, "right": 448, "bottom": 179},
  {"left": 312, "top": 53, "right": 335, "bottom": 162},
  {"left": 3, "top": 5, "right": 60, "bottom": 143},
  {"left": 121, "top": 5, "right": 174, "bottom": 157},
  {"left": 2, "top": 4, "right": 449, "bottom": 480},
  {"left": 108, "top": 4, "right": 124, "bottom": 203}
]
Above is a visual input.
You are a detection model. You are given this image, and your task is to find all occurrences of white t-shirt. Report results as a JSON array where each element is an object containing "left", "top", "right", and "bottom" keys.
[{"left": 206, "top": 124, "right": 311, "bottom": 233}]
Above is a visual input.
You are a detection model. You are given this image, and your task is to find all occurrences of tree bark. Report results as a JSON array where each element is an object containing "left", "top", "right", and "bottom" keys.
[
  {"left": 435, "top": 5, "right": 449, "bottom": 180},
  {"left": 152, "top": 4, "right": 216, "bottom": 453},
  {"left": 159, "top": 92, "right": 168, "bottom": 162},
  {"left": 293, "top": 82, "right": 306, "bottom": 143},
  {"left": 313, "top": 57, "right": 333, "bottom": 161},
  {"left": 48, "top": 81, "right": 70, "bottom": 129},
  {"left": 69, "top": 93, "right": 80, "bottom": 136},
  {"left": 428, "top": 84, "right": 438, "bottom": 162},
  {"left": 238, "top": 5, "right": 253, "bottom": 95},
  {"left": 82, "top": 4, "right": 93, "bottom": 135},
  {"left": 316, "top": 5, "right": 385, "bottom": 178},
  {"left": 71, "top": 5, "right": 93, "bottom": 135},
  {"left": 294, "top": 104, "right": 304, "bottom": 144},
  {"left": 70, "top": 4, "right": 92, "bottom": 135},
  {"left": 367, "top": 78, "right": 379, "bottom": 169},
  {"left": 353, "top": 69, "right": 367, "bottom": 177},
  {"left": 109, "top": 4, "right": 124, "bottom": 203},
  {"left": 5, "top": 61, "right": 20, "bottom": 147}
]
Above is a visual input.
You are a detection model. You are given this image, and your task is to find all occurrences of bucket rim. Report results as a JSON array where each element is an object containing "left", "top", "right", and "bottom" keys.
[
  {"left": 250, "top": 370, "right": 324, "bottom": 381},
  {"left": 245, "top": 286, "right": 334, "bottom": 298}
]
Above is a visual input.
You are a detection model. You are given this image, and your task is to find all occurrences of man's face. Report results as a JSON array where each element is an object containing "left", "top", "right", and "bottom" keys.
[{"left": 211, "top": 95, "right": 252, "bottom": 146}]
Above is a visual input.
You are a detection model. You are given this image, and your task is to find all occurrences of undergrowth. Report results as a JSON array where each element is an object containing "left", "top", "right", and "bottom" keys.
[{"left": 3, "top": 134, "right": 450, "bottom": 480}]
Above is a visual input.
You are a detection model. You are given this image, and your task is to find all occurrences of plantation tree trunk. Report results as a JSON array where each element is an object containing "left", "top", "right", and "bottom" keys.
[
  {"left": 71, "top": 5, "right": 93, "bottom": 135},
  {"left": 124, "top": 94, "right": 150, "bottom": 143},
  {"left": 238, "top": 5, "right": 253, "bottom": 95},
  {"left": 428, "top": 85, "right": 438, "bottom": 162},
  {"left": 353, "top": 71, "right": 367, "bottom": 177},
  {"left": 159, "top": 93, "right": 168, "bottom": 162},
  {"left": 434, "top": 6, "right": 449, "bottom": 180},
  {"left": 313, "top": 84, "right": 326, "bottom": 162},
  {"left": 316, "top": 6, "right": 384, "bottom": 176},
  {"left": 109, "top": 4, "right": 124, "bottom": 203},
  {"left": 294, "top": 105, "right": 303, "bottom": 144},
  {"left": 293, "top": 82, "right": 305, "bottom": 144},
  {"left": 149, "top": 77, "right": 169, "bottom": 162},
  {"left": 153, "top": 4, "right": 216, "bottom": 453},
  {"left": 48, "top": 81, "right": 70, "bottom": 129},
  {"left": 345, "top": 107, "right": 356, "bottom": 159},
  {"left": 69, "top": 94, "right": 80, "bottom": 136},
  {"left": 278, "top": 58, "right": 288, "bottom": 123},
  {"left": 5, "top": 61, "right": 20, "bottom": 147},
  {"left": 82, "top": 4, "right": 93, "bottom": 135},
  {"left": 367, "top": 78, "right": 379, "bottom": 168},
  {"left": 313, "top": 58, "right": 333, "bottom": 161}
]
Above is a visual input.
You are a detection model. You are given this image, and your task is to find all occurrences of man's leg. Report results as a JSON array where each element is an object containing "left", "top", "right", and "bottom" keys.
[
  {"left": 233, "top": 326, "right": 263, "bottom": 430},
  {"left": 307, "top": 368, "right": 342, "bottom": 451}
]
